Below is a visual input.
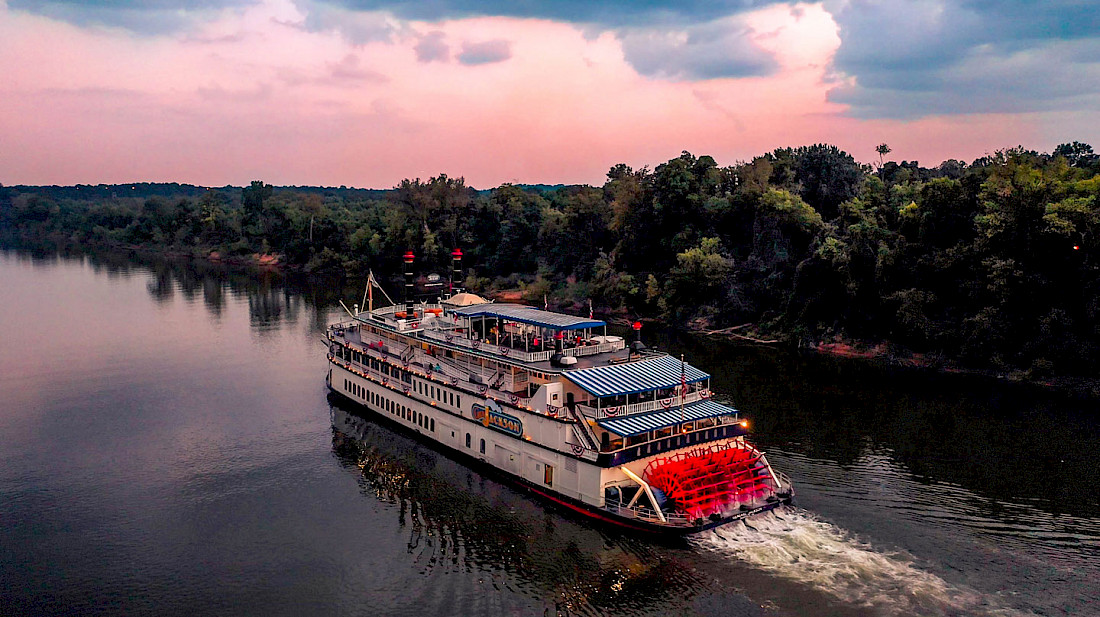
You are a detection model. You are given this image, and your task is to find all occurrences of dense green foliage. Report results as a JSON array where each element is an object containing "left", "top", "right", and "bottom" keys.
[{"left": 3, "top": 143, "right": 1099, "bottom": 378}]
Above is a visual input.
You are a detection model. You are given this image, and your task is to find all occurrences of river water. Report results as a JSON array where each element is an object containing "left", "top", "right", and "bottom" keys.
[{"left": 1, "top": 250, "right": 1097, "bottom": 617}]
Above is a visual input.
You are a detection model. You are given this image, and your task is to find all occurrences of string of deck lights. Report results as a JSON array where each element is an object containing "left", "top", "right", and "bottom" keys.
[{"left": 328, "top": 332, "right": 537, "bottom": 412}]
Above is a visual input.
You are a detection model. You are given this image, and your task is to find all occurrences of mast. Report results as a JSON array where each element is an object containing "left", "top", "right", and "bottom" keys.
[{"left": 680, "top": 354, "right": 686, "bottom": 430}]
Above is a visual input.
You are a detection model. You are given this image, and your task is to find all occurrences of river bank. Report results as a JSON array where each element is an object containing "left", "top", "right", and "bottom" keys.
[{"left": 6, "top": 240, "right": 1099, "bottom": 400}]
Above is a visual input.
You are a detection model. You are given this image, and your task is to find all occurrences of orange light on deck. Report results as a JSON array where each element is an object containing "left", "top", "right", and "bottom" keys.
[{"left": 740, "top": 419, "right": 749, "bottom": 428}]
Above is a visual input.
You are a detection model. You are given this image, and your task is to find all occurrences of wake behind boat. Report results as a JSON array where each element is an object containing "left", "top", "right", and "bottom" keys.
[{"left": 324, "top": 250, "right": 793, "bottom": 534}]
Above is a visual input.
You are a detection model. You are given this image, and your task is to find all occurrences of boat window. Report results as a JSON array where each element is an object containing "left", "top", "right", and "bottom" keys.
[
  {"left": 466, "top": 433, "right": 471, "bottom": 448},
  {"left": 544, "top": 464, "right": 553, "bottom": 486},
  {"left": 430, "top": 419, "right": 435, "bottom": 432},
  {"left": 479, "top": 439, "right": 486, "bottom": 454}
]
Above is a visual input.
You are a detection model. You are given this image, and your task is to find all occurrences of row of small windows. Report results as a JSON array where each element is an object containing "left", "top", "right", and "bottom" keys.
[
  {"left": 347, "top": 370, "right": 554, "bottom": 489},
  {"left": 376, "top": 389, "right": 436, "bottom": 433},
  {"left": 415, "top": 380, "right": 460, "bottom": 409},
  {"left": 338, "top": 348, "right": 464, "bottom": 411},
  {"left": 336, "top": 347, "right": 412, "bottom": 383},
  {"left": 619, "top": 426, "right": 733, "bottom": 458},
  {"left": 344, "top": 379, "right": 367, "bottom": 400},
  {"left": 345, "top": 377, "right": 436, "bottom": 433}
]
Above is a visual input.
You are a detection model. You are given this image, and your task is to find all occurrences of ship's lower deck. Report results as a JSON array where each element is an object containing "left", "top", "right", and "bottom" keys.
[{"left": 327, "top": 362, "right": 792, "bottom": 534}]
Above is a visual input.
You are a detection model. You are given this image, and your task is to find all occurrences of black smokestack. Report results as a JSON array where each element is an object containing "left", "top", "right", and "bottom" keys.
[
  {"left": 403, "top": 250, "right": 415, "bottom": 318},
  {"left": 450, "top": 248, "right": 463, "bottom": 296}
]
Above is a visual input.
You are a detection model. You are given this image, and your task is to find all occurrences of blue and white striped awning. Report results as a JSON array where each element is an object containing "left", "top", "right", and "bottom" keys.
[
  {"left": 597, "top": 399, "right": 740, "bottom": 436},
  {"left": 449, "top": 303, "right": 605, "bottom": 331},
  {"left": 563, "top": 354, "right": 709, "bottom": 397}
]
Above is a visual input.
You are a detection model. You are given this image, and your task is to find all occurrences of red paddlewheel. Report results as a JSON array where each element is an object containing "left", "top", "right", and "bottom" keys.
[{"left": 643, "top": 441, "right": 774, "bottom": 520}]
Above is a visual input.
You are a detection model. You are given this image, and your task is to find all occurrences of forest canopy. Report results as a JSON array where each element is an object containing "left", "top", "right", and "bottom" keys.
[{"left": 3, "top": 143, "right": 1099, "bottom": 379}]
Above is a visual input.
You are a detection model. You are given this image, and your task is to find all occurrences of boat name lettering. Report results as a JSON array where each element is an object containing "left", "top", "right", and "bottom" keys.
[{"left": 471, "top": 400, "right": 523, "bottom": 437}]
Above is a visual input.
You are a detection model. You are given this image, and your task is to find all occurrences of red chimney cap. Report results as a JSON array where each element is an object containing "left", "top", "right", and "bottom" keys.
[
  {"left": 632, "top": 321, "right": 642, "bottom": 330},
  {"left": 451, "top": 248, "right": 463, "bottom": 258}
]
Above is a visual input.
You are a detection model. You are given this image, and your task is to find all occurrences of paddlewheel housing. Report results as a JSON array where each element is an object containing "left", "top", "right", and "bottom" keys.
[{"left": 643, "top": 441, "right": 775, "bottom": 520}]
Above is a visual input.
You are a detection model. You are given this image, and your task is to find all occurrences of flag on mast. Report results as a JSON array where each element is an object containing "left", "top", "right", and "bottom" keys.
[
  {"left": 588, "top": 299, "right": 593, "bottom": 319},
  {"left": 544, "top": 294, "right": 548, "bottom": 310},
  {"left": 679, "top": 353, "right": 686, "bottom": 429}
]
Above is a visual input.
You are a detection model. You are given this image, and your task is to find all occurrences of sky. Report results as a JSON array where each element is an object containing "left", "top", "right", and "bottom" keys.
[{"left": 1, "top": 0, "right": 1098, "bottom": 188}]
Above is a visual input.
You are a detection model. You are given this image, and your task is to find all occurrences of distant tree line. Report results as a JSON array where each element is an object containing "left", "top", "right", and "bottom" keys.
[{"left": 2, "top": 141, "right": 1099, "bottom": 378}]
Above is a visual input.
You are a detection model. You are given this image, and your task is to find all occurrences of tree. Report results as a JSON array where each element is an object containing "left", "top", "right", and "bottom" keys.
[
  {"left": 660, "top": 237, "right": 734, "bottom": 321},
  {"left": 876, "top": 143, "right": 891, "bottom": 175},
  {"left": 241, "top": 180, "right": 273, "bottom": 243},
  {"left": 793, "top": 144, "right": 863, "bottom": 220},
  {"left": 1053, "top": 141, "right": 1094, "bottom": 167}
]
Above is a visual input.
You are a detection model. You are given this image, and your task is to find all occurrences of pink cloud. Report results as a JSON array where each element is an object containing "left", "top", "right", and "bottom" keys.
[{"left": 0, "top": 1, "right": 1077, "bottom": 188}]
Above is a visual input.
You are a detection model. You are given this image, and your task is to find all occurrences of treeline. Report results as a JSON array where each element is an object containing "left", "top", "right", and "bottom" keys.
[{"left": 2, "top": 141, "right": 1099, "bottom": 378}]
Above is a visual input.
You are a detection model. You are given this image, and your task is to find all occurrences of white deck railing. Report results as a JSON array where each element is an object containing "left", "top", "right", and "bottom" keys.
[
  {"left": 601, "top": 502, "right": 691, "bottom": 526},
  {"left": 576, "top": 389, "right": 710, "bottom": 419},
  {"left": 420, "top": 328, "right": 624, "bottom": 363},
  {"left": 329, "top": 330, "right": 534, "bottom": 408}
]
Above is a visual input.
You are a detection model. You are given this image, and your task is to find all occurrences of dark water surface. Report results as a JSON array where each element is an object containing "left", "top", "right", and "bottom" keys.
[{"left": 2, "top": 250, "right": 1098, "bottom": 617}]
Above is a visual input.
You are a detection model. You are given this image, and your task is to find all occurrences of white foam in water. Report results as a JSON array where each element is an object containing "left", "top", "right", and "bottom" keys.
[{"left": 694, "top": 507, "right": 1033, "bottom": 617}]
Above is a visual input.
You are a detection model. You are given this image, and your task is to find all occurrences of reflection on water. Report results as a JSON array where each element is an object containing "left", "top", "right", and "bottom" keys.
[
  {"left": 329, "top": 402, "right": 711, "bottom": 617},
  {"left": 2, "top": 248, "right": 1099, "bottom": 617}
]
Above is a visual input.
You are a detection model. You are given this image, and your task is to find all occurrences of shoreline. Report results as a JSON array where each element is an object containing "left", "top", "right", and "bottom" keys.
[{"left": 6, "top": 239, "right": 1099, "bottom": 400}]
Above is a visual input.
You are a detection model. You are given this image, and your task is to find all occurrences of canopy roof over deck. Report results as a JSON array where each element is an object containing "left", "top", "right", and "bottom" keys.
[
  {"left": 449, "top": 303, "right": 605, "bottom": 331},
  {"left": 596, "top": 399, "right": 739, "bottom": 437},
  {"left": 563, "top": 354, "right": 710, "bottom": 397},
  {"left": 441, "top": 292, "right": 488, "bottom": 306}
]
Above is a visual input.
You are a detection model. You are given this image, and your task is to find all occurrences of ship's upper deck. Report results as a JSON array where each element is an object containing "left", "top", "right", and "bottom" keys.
[
  {"left": 352, "top": 300, "right": 718, "bottom": 415},
  {"left": 357, "top": 301, "right": 630, "bottom": 368}
]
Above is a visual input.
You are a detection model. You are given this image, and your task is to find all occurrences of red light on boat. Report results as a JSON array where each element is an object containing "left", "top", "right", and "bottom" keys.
[
  {"left": 1074, "top": 245, "right": 1080, "bottom": 250},
  {"left": 632, "top": 321, "right": 642, "bottom": 330},
  {"left": 740, "top": 420, "right": 749, "bottom": 428}
]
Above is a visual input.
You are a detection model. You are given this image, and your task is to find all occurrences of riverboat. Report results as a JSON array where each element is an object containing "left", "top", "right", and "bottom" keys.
[{"left": 324, "top": 250, "right": 793, "bottom": 534}]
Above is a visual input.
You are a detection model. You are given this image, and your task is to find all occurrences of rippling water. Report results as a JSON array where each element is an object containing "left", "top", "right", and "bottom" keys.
[{"left": 1, "top": 249, "right": 1098, "bottom": 616}]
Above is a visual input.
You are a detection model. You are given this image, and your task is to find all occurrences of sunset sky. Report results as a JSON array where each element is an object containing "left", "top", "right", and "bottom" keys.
[{"left": 2, "top": 0, "right": 1098, "bottom": 188}]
